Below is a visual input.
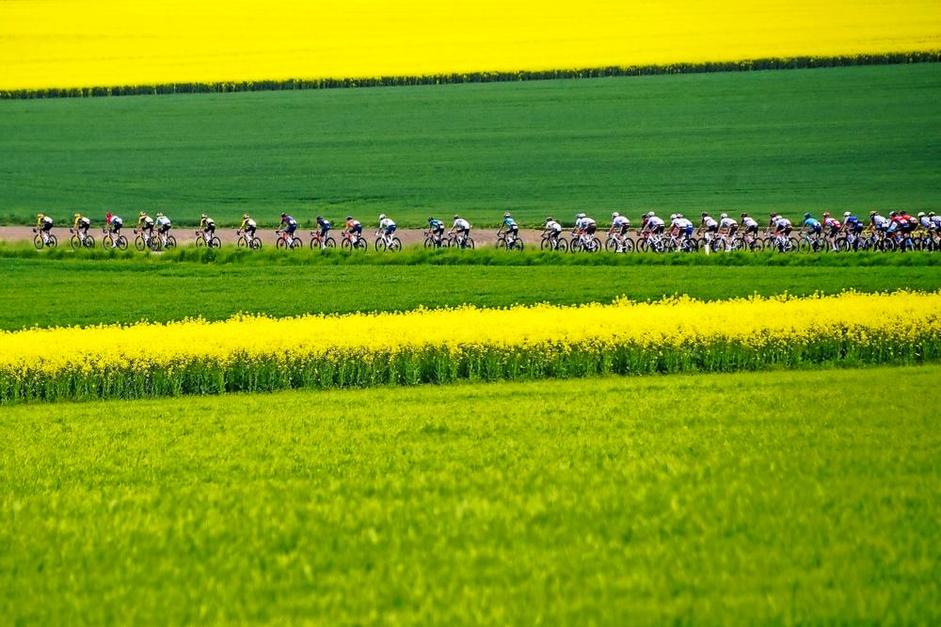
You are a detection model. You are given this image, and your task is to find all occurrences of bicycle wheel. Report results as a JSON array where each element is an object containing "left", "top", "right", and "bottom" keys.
[
  {"left": 46, "top": 234, "right": 57, "bottom": 248},
  {"left": 237, "top": 236, "right": 247, "bottom": 248},
  {"left": 102, "top": 235, "right": 114, "bottom": 249},
  {"left": 324, "top": 237, "right": 336, "bottom": 249},
  {"left": 209, "top": 237, "right": 221, "bottom": 248},
  {"left": 309, "top": 237, "right": 321, "bottom": 250},
  {"left": 196, "top": 236, "right": 206, "bottom": 247},
  {"left": 355, "top": 238, "right": 368, "bottom": 251},
  {"left": 116, "top": 236, "right": 128, "bottom": 250},
  {"left": 375, "top": 238, "right": 387, "bottom": 252},
  {"left": 636, "top": 239, "right": 648, "bottom": 253},
  {"left": 289, "top": 236, "right": 303, "bottom": 249},
  {"left": 276, "top": 237, "right": 287, "bottom": 250},
  {"left": 540, "top": 237, "right": 551, "bottom": 250},
  {"left": 512, "top": 238, "right": 524, "bottom": 251},
  {"left": 135, "top": 235, "right": 146, "bottom": 251},
  {"left": 70, "top": 234, "right": 81, "bottom": 251},
  {"left": 605, "top": 238, "right": 618, "bottom": 252},
  {"left": 621, "top": 238, "right": 636, "bottom": 253},
  {"left": 166, "top": 236, "right": 177, "bottom": 249},
  {"left": 84, "top": 235, "right": 96, "bottom": 249},
  {"left": 465, "top": 237, "right": 475, "bottom": 250},
  {"left": 390, "top": 237, "right": 402, "bottom": 251},
  {"left": 250, "top": 237, "right": 262, "bottom": 250},
  {"left": 33, "top": 234, "right": 44, "bottom": 250}
]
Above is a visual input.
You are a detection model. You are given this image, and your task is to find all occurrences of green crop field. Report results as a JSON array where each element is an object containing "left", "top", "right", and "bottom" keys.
[
  {"left": 2, "top": 253, "right": 939, "bottom": 330},
  {"left": 1, "top": 64, "right": 939, "bottom": 227},
  {"left": 1, "top": 367, "right": 938, "bottom": 623}
]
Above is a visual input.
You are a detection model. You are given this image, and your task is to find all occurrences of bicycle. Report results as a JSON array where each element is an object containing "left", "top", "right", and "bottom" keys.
[
  {"left": 496, "top": 229, "right": 524, "bottom": 251},
  {"left": 101, "top": 226, "right": 128, "bottom": 250},
  {"left": 569, "top": 230, "right": 601, "bottom": 253},
  {"left": 448, "top": 231, "right": 475, "bottom": 250},
  {"left": 797, "top": 230, "right": 827, "bottom": 253},
  {"left": 769, "top": 231, "right": 798, "bottom": 253},
  {"left": 133, "top": 228, "right": 158, "bottom": 251},
  {"left": 423, "top": 229, "right": 446, "bottom": 248},
  {"left": 153, "top": 230, "right": 177, "bottom": 251},
  {"left": 235, "top": 229, "right": 262, "bottom": 250},
  {"left": 540, "top": 231, "right": 568, "bottom": 252},
  {"left": 69, "top": 227, "right": 96, "bottom": 250},
  {"left": 194, "top": 229, "right": 221, "bottom": 248},
  {"left": 374, "top": 229, "right": 403, "bottom": 252},
  {"left": 636, "top": 230, "right": 667, "bottom": 253},
  {"left": 309, "top": 230, "right": 337, "bottom": 250},
  {"left": 604, "top": 230, "right": 635, "bottom": 253},
  {"left": 341, "top": 231, "right": 368, "bottom": 251},
  {"left": 32, "top": 228, "right": 58, "bottom": 249},
  {"left": 275, "top": 229, "right": 304, "bottom": 250},
  {"left": 667, "top": 232, "right": 699, "bottom": 253}
]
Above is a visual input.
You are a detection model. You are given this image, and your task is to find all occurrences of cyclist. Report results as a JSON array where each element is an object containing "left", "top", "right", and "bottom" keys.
[
  {"left": 770, "top": 212, "right": 793, "bottom": 239},
  {"left": 72, "top": 212, "right": 91, "bottom": 243},
  {"left": 718, "top": 213, "right": 738, "bottom": 237},
  {"left": 35, "top": 212, "right": 55, "bottom": 244},
  {"left": 344, "top": 215, "right": 363, "bottom": 244},
  {"left": 802, "top": 212, "right": 822, "bottom": 235},
  {"left": 105, "top": 211, "right": 123, "bottom": 236},
  {"left": 841, "top": 211, "right": 864, "bottom": 249},
  {"left": 239, "top": 213, "right": 257, "bottom": 241},
  {"left": 642, "top": 211, "right": 665, "bottom": 235},
  {"left": 198, "top": 213, "right": 216, "bottom": 242},
  {"left": 544, "top": 216, "right": 563, "bottom": 246},
  {"left": 315, "top": 215, "right": 332, "bottom": 240},
  {"left": 918, "top": 212, "right": 932, "bottom": 230},
  {"left": 450, "top": 214, "right": 471, "bottom": 246},
  {"left": 155, "top": 212, "right": 172, "bottom": 246},
  {"left": 575, "top": 213, "right": 597, "bottom": 241},
  {"left": 930, "top": 211, "right": 941, "bottom": 231},
  {"left": 279, "top": 213, "right": 298, "bottom": 242},
  {"left": 427, "top": 217, "right": 445, "bottom": 243},
  {"left": 741, "top": 213, "right": 759, "bottom": 236},
  {"left": 137, "top": 211, "right": 155, "bottom": 244},
  {"left": 671, "top": 213, "right": 694, "bottom": 240},
  {"left": 869, "top": 210, "right": 889, "bottom": 232},
  {"left": 378, "top": 214, "right": 397, "bottom": 240},
  {"left": 499, "top": 212, "right": 519, "bottom": 243},
  {"left": 700, "top": 212, "right": 718, "bottom": 244},
  {"left": 609, "top": 212, "right": 630, "bottom": 237}
]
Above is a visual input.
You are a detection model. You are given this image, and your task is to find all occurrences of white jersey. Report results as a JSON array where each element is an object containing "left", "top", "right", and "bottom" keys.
[
  {"left": 156, "top": 216, "right": 171, "bottom": 227},
  {"left": 920, "top": 216, "right": 932, "bottom": 229},
  {"left": 676, "top": 218, "right": 693, "bottom": 229},
  {"left": 245, "top": 219, "right": 256, "bottom": 228},
  {"left": 611, "top": 216, "right": 630, "bottom": 228},
  {"left": 719, "top": 217, "right": 738, "bottom": 229},
  {"left": 453, "top": 218, "right": 469, "bottom": 230},
  {"left": 576, "top": 217, "right": 596, "bottom": 228},
  {"left": 872, "top": 215, "right": 889, "bottom": 229},
  {"left": 646, "top": 216, "right": 664, "bottom": 229},
  {"left": 702, "top": 216, "right": 718, "bottom": 228},
  {"left": 379, "top": 217, "right": 396, "bottom": 230},
  {"left": 42, "top": 216, "right": 54, "bottom": 226},
  {"left": 742, "top": 216, "right": 758, "bottom": 228},
  {"left": 931, "top": 216, "right": 941, "bottom": 229},
  {"left": 545, "top": 220, "right": 562, "bottom": 233},
  {"left": 773, "top": 216, "right": 791, "bottom": 229}
]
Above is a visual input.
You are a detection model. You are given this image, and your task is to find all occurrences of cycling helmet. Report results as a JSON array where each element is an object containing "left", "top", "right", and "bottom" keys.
[
  {"left": 843, "top": 211, "right": 851, "bottom": 217},
  {"left": 918, "top": 212, "right": 926, "bottom": 217},
  {"left": 720, "top": 213, "right": 728, "bottom": 219},
  {"left": 770, "top": 212, "right": 778, "bottom": 217},
  {"left": 803, "top": 212, "right": 811, "bottom": 219},
  {"left": 74, "top": 212, "right": 81, "bottom": 218},
  {"left": 612, "top": 212, "right": 620, "bottom": 218},
  {"left": 740, "top": 213, "right": 749, "bottom": 218},
  {"left": 346, "top": 215, "right": 353, "bottom": 220},
  {"left": 546, "top": 216, "right": 555, "bottom": 222},
  {"left": 929, "top": 211, "right": 936, "bottom": 217},
  {"left": 504, "top": 212, "right": 511, "bottom": 218},
  {"left": 156, "top": 212, "right": 164, "bottom": 218},
  {"left": 242, "top": 213, "right": 249, "bottom": 219},
  {"left": 280, "top": 213, "right": 287, "bottom": 218},
  {"left": 379, "top": 213, "right": 386, "bottom": 220},
  {"left": 453, "top": 214, "right": 460, "bottom": 219},
  {"left": 37, "top": 212, "right": 45, "bottom": 218},
  {"left": 200, "top": 213, "right": 207, "bottom": 219},
  {"left": 701, "top": 212, "right": 709, "bottom": 217},
  {"left": 428, "top": 217, "right": 434, "bottom": 222},
  {"left": 647, "top": 211, "right": 655, "bottom": 217},
  {"left": 869, "top": 210, "right": 877, "bottom": 217},
  {"left": 576, "top": 213, "right": 586, "bottom": 219},
  {"left": 316, "top": 215, "right": 323, "bottom": 221},
  {"left": 670, "top": 213, "right": 677, "bottom": 220},
  {"left": 139, "top": 211, "right": 146, "bottom": 217}
]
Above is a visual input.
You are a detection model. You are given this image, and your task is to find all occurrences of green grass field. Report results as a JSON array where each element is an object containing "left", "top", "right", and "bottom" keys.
[
  {"left": 1, "top": 64, "right": 939, "bottom": 227},
  {"left": 1, "top": 367, "right": 938, "bottom": 623},
  {"left": 2, "top": 254, "right": 939, "bottom": 329}
]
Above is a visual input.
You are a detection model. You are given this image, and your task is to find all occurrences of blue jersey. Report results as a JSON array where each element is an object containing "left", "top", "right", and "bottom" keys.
[
  {"left": 803, "top": 218, "right": 820, "bottom": 229},
  {"left": 845, "top": 215, "right": 861, "bottom": 227},
  {"left": 317, "top": 219, "right": 331, "bottom": 229},
  {"left": 282, "top": 215, "right": 297, "bottom": 227},
  {"left": 503, "top": 217, "right": 517, "bottom": 228},
  {"left": 429, "top": 219, "right": 443, "bottom": 229}
]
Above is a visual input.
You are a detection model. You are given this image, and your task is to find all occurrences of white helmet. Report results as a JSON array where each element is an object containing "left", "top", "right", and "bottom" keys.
[
  {"left": 379, "top": 213, "right": 386, "bottom": 220},
  {"left": 843, "top": 211, "right": 851, "bottom": 217},
  {"left": 720, "top": 213, "right": 728, "bottom": 219},
  {"left": 677, "top": 213, "right": 684, "bottom": 218},
  {"left": 918, "top": 211, "right": 926, "bottom": 217},
  {"left": 670, "top": 213, "right": 677, "bottom": 220},
  {"left": 647, "top": 211, "right": 655, "bottom": 217},
  {"left": 612, "top": 212, "right": 620, "bottom": 218},
  {"left": 576, "top": 212, "right": 586, "bottom": 219}
]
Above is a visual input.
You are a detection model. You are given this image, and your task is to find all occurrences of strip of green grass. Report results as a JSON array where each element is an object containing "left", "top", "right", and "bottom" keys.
[
  {"left": 1, "top": 64, "right": 939, "bottom": 227},
  {"left": 3, "top": 257, "right": 939, "bottom": 330},
  {"left": 1, "top": 366, "right": 938, "bottom": 623}
]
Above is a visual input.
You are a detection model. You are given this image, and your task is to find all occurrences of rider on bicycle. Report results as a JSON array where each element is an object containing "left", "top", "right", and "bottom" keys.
[
  {"left": 198, "top": 213, "right": 216, "bottom": 241},
  {"left": 642, "top": 211, "right": 665, "bottom": 235},
  {"left": 741, "top": 213, "right": 759, "bottom": 236},
  {"left": 930, "top": 212, "right": 941, "bottom": 231},
  {"left": 240, "top": 213, "right": 257, "bottom": 240},
  {"left": 670, "top": 213, "right": 694, "bottom": 240},
  {"left": 918, "top": 212, "right": 932, "bottom": 230},
  {"left": 499, "top": 212, "right": 519, "bottom": 242},
  {"left": 378, "top": 214, "right": 397, "bottom": 238},
  {"left": 35, "top": 212, "right": 54, "bottom": 243},
  {"left": 718, "top": 213, "right": 738, "bottom": 237},
  {"left": 822, "top": 211, "right": 841, "bottom": 238},
  {"left": 869, "top": 211, "right": 889, "bottom": 232},
  {"left": 450, "top": 215, "right": 471, "bottom": 244},
  {"left": 610, "top": 212, "right": 630, "bottom": 237},
  {"left": 770, "top": 212, "right": 792, "bottom": 236},
  {"left": 315, "top": 216, "right": 332, "bottom": 240},
  {"left": 802, "top": 212, "right": 822, "bottom": 235},
  {"left": 575, "top": 213, "right": 597, "bottom": 239},
  {"left": 544, "top": 217, "right": 563, "bottom": 244},
  {"left": 155, "top": 213, "right": 172, "bottom": 244},
  {"left": 842, "top": 212, "right": 864, "bottom": 235},
  {"left": 138, "top": 211, "right": 155, "bottom": 243},
  {"left": 344, "top": 215, "right": 363, "bottom": 243},
  {"left": 73, "top": 212, "right": 91, "bottom": 241},
  {"left": 280, "top": 213, "right": 298, "bottom": 239},
  {"left": 106, "top": 211, "right": 123, "bottom": 236},
  {"left": 427, "top": 217, "right": 445, "bottom": 242}
]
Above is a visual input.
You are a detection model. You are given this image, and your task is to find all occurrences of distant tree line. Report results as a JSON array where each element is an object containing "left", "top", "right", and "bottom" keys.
[{"left": 2, "top": 52, "right": 938, "bottom": 100}]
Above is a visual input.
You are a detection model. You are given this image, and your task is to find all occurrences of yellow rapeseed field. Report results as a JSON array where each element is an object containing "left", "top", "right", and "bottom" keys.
[{"left": 1, "top": 0, "right": 939, "bottom": 90}]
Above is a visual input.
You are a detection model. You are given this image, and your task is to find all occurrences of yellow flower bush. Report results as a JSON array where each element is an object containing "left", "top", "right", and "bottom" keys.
[
  {"left": 1, "top": 0, "right": 939, "bottom": 90},
  {"left": 1, "top": 291, "right": 939, "bottom": 402}
]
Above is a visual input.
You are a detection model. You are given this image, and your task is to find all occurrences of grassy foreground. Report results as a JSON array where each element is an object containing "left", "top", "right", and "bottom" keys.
[
  {"left": 2, "top": 256, "right": 940, "bottom": 330},
  {"left": 1, "top": 367, "right": 938, "bottom": 623},
  {"left": 1, "top": 64, "right": 939, "bottom": 226}
]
